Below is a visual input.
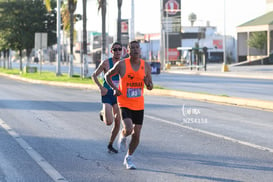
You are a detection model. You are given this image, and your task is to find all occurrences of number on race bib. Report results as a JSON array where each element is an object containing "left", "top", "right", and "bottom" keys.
[{"left": 127, "top": 88, "right": 141, "bottom": 98}]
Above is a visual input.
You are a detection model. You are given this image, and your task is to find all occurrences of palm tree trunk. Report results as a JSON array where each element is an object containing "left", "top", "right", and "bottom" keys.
[
  {"left": 82, "top": 0, "right": 88, "bottom": 78},
  {"left": 68, "top": 0, "right": 75, "bottom": 77},
  {"left": 101, "top": 0, "right": 107, "bottom": 61},
  {"left": 3, "top": 50, "right": 6, "bottom": 69},
  {"left": 82, "top": 0, "right": 87, "bottom": 55},
  {"left": 117, "top": 0, "right": 122, "bottom": 43},
  {"left": 19, "top": 49, "right": 23, "bottom": 71}
]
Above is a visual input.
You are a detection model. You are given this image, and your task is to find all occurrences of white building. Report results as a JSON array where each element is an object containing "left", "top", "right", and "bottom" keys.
[
  {"left": 181, "top": 26, "right": 236, "bottom": 63},
  {"left": 138, "top": 25, "right": 236, "bottom": 64}
]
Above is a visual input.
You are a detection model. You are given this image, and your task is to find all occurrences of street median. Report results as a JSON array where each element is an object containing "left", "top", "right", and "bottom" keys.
[{"left": 1, "top": 72, "right": 273, "bottom": 112}]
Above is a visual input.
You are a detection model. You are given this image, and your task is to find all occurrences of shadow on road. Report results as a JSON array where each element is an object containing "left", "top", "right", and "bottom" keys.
[{"left": 0, "top": 99, "right": 99, "bottom": 112}]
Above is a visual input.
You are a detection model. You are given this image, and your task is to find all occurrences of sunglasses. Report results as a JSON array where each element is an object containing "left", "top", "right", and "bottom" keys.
[{"left": 112, "top": 48, "right": 122, "bottom": 52}]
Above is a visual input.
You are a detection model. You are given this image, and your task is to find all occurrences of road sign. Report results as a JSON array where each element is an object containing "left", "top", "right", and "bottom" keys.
[
  {"left": 165, "top": 0, "right": 179, "bottom": 15},
  {"left": 121, "top": 19, "right": 129, "bottom": 34},
  {"left": 163, "top": 0, "right": 181, "bottom": 33},
  {"left": 35, "top": 33, "right": 48, "bottom": 50}
]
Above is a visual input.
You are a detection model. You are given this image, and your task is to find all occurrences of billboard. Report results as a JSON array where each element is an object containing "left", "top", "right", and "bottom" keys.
[
  {"left": 213, "top": 40, "right": 223, "bottom": 49},
  {"left": 163, "top": 0, "right": 181, "bottom": 33},
  {"left": 121, "top": 19, "right": 129, "bottom": 46},
  {"left": 121, "top": 19, "right": 129, "bottom": 34}
]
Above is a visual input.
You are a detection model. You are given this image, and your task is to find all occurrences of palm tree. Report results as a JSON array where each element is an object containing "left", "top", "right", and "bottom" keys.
[
  {"left": 188, "top": 12, "right": 197, "bottom": 27},
  {"left": 98, "top": 0, "right": 107, "bottom": 61},
  {"left": 44, "top": 0, "right": 77, "bottom": 76},
  {"left": 44, "top": 0, "right": 61, "bottom": 75},
  {"left": 117, "top": 0, "right": 122, "bottom": 43},
  {"left": 67, "top": 0, "right": 77, "bottom": 77},
  {"left": 44, "top": 0, "right": 51, "bottom": 11},
  {"left": 82, "top": 0, "right": 88, "bottom": 78}
]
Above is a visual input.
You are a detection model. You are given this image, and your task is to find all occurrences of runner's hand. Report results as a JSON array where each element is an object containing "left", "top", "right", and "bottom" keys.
[
  {"left": 113, "top": 88, "right": 122, "bottom": 96},
  {"left": 100, "top": 87, "right": 108, "bottom": 96},
  {"left": 144, "top": 76, "right": 153, "bottom": 90}
]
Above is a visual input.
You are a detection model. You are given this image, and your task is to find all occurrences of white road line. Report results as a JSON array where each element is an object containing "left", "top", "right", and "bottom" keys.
[
  {"left": 145, "top": 115, "right": 273, "bottom": 153},
  {"left": 0, "top": 118, "right": 68, "bottom": 182}
]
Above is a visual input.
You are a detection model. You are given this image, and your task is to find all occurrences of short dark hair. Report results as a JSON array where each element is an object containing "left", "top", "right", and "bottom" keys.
[
  {"left": 128, "top": 40, "right": 139, "bottom": 49},
  {"left": 111, "top": 42, "right": 122, "bottom": 49}
]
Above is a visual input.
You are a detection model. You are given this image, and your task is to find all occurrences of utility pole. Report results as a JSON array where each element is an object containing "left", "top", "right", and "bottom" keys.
[
  {"left": 160, "top": 0, "right": 166, "bottom": 71},
  {"left": 56, "top": 0, "right": 61, "bottom": 76},
  {"left": 222, "top": 0, "right": 229, "bottom": 72},
  {"left": 166, "top": 11, "right": 169, "bottom": 66},
  {"left": 130, "top": 0, "right": 135, "bottom": 41}
]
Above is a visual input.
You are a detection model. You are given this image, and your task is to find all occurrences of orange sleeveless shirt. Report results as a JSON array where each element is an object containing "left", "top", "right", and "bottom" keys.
[{"left": 117, "top": 58, "right": 145, "bottom": 110}]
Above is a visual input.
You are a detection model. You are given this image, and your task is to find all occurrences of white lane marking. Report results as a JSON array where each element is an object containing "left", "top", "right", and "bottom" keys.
[
  {"left": 145, "top": 115, "right": 273, "bottom": 153},
  {"left": 0, "top": 118, "right": 68, "bottom": 182}
]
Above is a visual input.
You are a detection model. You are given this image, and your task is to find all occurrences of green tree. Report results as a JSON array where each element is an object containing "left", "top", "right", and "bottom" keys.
[
  {"left": 45, "top": 0, "right": 81, "bottom": 77},
  {"left": 0, "top": 0, "right": 56, "bottom": 71},
  {"left": 0, "top": 25, "right": 10, "bottom": 68},
  {"left": 248, "top": 31, "right": 267, "bottom": 53}
]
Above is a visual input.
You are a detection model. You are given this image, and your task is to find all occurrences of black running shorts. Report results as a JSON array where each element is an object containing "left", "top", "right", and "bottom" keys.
[{"left": 120, "top": 107, "right": 144, "bottom": 125}]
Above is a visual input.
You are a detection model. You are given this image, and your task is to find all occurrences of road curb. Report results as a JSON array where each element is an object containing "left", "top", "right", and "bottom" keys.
[{"left": 1, "top": 72, "right": 273, "bottom": 111}]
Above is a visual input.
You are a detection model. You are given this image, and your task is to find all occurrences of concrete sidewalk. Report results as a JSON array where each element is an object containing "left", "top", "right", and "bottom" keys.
[{"left": 166, "top": 64, "right": 273, "bottom": 80}]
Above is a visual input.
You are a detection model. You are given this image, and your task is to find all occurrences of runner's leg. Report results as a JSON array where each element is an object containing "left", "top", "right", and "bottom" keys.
[
  {"left": 109, "top": 104, "right": 120, "bottom": 144},
  {"left": 122, "top": 118, "right": 134, "bottom": 137},
  {"left": 102, "top": 103, "right": 114, "bottom": 125},
  {"left": 118, "top": 117, "right": 133, "bottom": 151},
  {"left": 128, "top": 124, "right": 142, "bottom": 155}
]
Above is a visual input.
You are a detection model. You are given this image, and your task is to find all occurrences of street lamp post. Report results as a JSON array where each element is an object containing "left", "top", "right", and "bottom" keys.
[
  {"left": 56, "top": 0, "right": 61, "bottom": 76},
  {"left": 130, "top": 0, "right": 135, "bottom": 41},
  {"left": 166, "top": 11, "right": 169, "bottom": 67},
  {"left": 222, "top": 0, "right": 229, "bottom": 72},
  {"left": 160, "top": 0, "right": 166, "bottom": 71}
]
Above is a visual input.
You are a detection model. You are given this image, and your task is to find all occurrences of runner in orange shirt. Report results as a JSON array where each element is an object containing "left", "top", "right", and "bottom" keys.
[{"left": 105, "top": 40, "right": 153, "bottom": 169}]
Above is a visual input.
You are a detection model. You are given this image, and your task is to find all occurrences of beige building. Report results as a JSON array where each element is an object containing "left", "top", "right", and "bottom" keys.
[{"left": 236, "top": 1, "right": 273, "bottom": 63}]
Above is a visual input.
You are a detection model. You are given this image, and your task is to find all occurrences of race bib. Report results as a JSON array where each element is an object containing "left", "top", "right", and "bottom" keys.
[{"left": 127, "top": 88, "right": 141, "bottom": 98}]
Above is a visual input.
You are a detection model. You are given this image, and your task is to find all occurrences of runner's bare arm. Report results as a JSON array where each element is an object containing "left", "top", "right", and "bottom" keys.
[
  {"left": 92, "top": 60, "right": 108, "bottom": 95},
  {"left": 105, "top": 61, "right": 122, "bottom": 96},
  {"left": 144, "top": 62, "right": 153, "bottom": 90}
]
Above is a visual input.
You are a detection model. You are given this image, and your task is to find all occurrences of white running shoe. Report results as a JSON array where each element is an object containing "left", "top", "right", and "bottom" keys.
[
  {"left": 123, "top": 155, "right": 136, "bottom": 170},
  {"left": 118, "top": 131, "right": 127, "bottom": 152}
]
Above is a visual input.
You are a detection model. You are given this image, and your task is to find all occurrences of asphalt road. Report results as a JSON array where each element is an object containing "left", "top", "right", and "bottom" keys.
[
  {"left": 0, "top": 76, "right": 273, "bottom": 182},
  {"left": 152, "top": 72, "right": 273, "bottom": 101}
]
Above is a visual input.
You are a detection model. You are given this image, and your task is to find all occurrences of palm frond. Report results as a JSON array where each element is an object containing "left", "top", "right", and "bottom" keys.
[{"left": 44, "top": 0, "right": 51, "bottom": 12}]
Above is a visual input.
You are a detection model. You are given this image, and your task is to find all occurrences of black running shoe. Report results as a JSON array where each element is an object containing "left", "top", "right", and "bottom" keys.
[
  {"left": 99, "top": 111, "right": 103, "bottom": 122},
  {"left": 108, "top": 144, "right": 118, "bottom": 153}
]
